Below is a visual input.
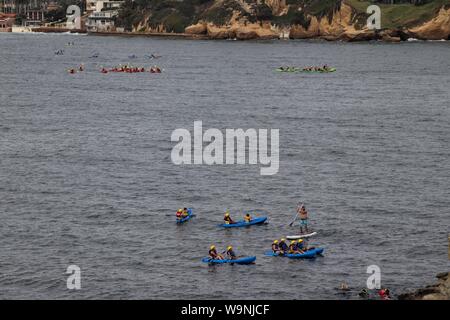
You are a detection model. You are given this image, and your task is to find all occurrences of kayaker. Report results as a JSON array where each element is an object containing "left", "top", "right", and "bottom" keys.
[
  {"left": 296, "top": 239, "right": 306, "bottom": 253},
  {"left": 299, "top": 238, "right": 315, "bottom": 252},
  {"left": 150, "top": 66, "right": 161, "bottom": 73},
  {"left": 336, "top": 283, "right": 352, "bottom": 296},
  {"left": 225, "top": 246, "right": 236, "bottom": 260},
  {"left": 224, "top": 211, "right": 235, "bottom": 225},
  {"left": 209, "top": 245, "right": 223, "bottom": 260},
  {"left": 271, "top": 240, "right": 279, "bottom": 253},
  {"left": 288, "top": 240, "right": 300, "bottom": 254},
  {"left": 359, "top": 288, "right": 369, "bottom": 298},
  {"left": 79, "top": 64, "right": 84, "bottom": 72},
  {"left": 379, "top": 288, "right": 391, "bottom": 300},
  {"left": 298, "top": 205, "right": 309, "bottom": 233},
  {"left": 244, "top": 213, "right": 252, "bottom": 223},
  {"left": 279, "top": 238, "right": 288, "bottom": 254}
]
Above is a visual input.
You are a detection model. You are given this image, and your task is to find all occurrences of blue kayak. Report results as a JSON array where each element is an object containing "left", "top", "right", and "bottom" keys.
[
  {"left": 264, "top": 250, "right": 317, "bottom": 259},
  {"left": 176, "top": 208, "right": 194, "bottom": 224},
  {"left": 202, "top": 256, "right": 256, "bottom": 265},
  {"left": 287, "top": 250, "right": 318, "bottom": 259},
  {"left": 218, "top": 217, "right": 267, "bottom": 228},
  {"left": 313, "top": 248, "right": 324, "bottom": 255}
]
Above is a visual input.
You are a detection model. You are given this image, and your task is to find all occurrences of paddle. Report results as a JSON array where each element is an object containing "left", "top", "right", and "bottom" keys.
[{"left": 289, "top": 202, "right": 303, "bottom": 227}]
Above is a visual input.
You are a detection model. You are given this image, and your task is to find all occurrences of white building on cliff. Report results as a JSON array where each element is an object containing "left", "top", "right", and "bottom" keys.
[{"left": 86, "top": 0, "right": 124, "bottom": 32}]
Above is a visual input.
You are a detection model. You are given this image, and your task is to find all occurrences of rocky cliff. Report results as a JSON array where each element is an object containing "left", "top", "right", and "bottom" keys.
[
  {"left": 409, "top": 6, "right": 450, "bottom": 40},
  {"left": 116, "top": 0, "right": 450, "bottom": 41}
]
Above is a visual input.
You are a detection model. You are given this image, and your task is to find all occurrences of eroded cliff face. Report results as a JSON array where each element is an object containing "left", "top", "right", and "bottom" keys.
[
  {"left": 408, "top": 7, "right": 450, "bottom": 40},
  {"left": 203, "top": 20, "right": 279, "bottom": 40},
  {"left": 128, "top": 0, "right": 450, "bottom": 41},
  {"left": 185, "top": 2, "right": 372, "bottom": 41},
  {"left": 289, "top": 2, "right": 356, "bottom": 40}
]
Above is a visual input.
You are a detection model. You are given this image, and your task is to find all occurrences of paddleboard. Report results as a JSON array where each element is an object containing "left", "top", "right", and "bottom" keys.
[{"left": 286, "top": 231, "right": 317, "bottom": 240}]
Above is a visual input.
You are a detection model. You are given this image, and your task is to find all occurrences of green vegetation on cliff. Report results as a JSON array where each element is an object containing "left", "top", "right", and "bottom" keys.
[{"left": 346, "top": 0, "right": 449, "bottom": 29}]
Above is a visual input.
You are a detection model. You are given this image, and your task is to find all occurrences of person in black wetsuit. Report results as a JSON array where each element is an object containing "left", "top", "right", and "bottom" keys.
[
  {"left": 226, "top": 246, "right": 236, "bottom": 260},
  {"left": 279, "top": 239, "right": 288, "bottom": 254},
  {"left": 223, "top": 211, "right": 235, "bottom": 224}
]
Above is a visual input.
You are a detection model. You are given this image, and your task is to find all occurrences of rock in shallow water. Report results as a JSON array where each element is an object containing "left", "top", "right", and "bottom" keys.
[{"left": 398, "top": 272, "right": 450, "bottom": 300}]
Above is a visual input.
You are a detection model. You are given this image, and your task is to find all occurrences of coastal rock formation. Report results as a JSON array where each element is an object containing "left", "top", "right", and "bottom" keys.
[
  {"left": 288, "top": 3, "right": 375, "bottom": 41},
  {"left": 119, "top": 0, "right": 450, "bottom": 41},
  {"left": 185, "top": 22, "right": 207, "bottom": 35},
  {"left": 379, "top": 30, "right": 401, "bottom": 42},
  {"left": 236, "top": 29, "right": 258, "bottom": 40},
  {"left": 206, "top": 24, "right": 236, "bottom": 39},
  {"left": 204, "top": 21, "right": 279, "bottom": 40},
  {"left": 408, "top": 7, "right": 450, "bottom": 40},
  {"left": 398, "top": 272, "right": 450, "bottom": 300}
]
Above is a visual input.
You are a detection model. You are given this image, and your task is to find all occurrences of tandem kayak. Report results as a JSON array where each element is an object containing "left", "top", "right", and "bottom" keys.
[
  {"left": 264, "top": 250, "right": 317, "bottom": 259},
  {"left": 275, "top": 67, "right": 300, "bottom": 73},
  {"left": 218, "top": 217, "right": 267, "bottom": 228},
  {"left": 300, "top": 68, "right": 336, "bottom": 73},
  {"left": 276, "top": 67, "right": 336, "bottom": 73},
  {"left": 176, "top": 208, "right": 194, "bottom": 224},
  {"left": 202, "top": 256, "right": 256, "bottom": 265}
]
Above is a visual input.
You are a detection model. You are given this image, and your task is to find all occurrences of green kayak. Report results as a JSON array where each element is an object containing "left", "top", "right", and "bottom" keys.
[
  {"left": 275, "top": 67, "right": 336, "bottom": 73},
  {"left": 300, "top": 67, "right": 336, "bottom": 73},
  {"left": 275, "top": 67, "right": 300, "bottom": 73}
]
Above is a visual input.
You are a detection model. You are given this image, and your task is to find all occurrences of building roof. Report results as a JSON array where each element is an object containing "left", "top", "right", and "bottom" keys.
[{"left": 0, "top": 13, "right": 16, "bottom": 19}]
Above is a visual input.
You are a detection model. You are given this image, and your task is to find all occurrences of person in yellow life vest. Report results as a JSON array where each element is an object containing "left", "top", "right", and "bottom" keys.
[
  {"left": 224, "top": 211, "right": 235, "bottom": 224},
  {"left": 271, "top": 240, "right": 279, "bottom": 253},
  {"left": 244, "top": 213, "right": 252, "bottom": 223},
  {"left": 208, "top": 245, "right": 223, "bottom": 260},
  {"left": 182, "top": 207, "right": 189, "bottom": 218},
  {"left": 226, "top": 246, "right": 236, "bottom": 260},
  {"left": 296, "top": 239, "right": 305, "bottom": 254},
  {"left": 176, "top": 208, "right": 183, "bottom": 219},
  {"left": 288, "top": 240, "right": 299, "bottom": 254}
]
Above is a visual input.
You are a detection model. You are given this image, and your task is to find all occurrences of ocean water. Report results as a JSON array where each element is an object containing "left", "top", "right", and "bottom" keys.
[{"left": 0, "top": 33, "right": 449, "bottom": 299}]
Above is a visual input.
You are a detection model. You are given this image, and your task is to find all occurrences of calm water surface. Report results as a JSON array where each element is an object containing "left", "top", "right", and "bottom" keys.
[{"left": 0, "top": 33, "right": 449, "bottom": 299}]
